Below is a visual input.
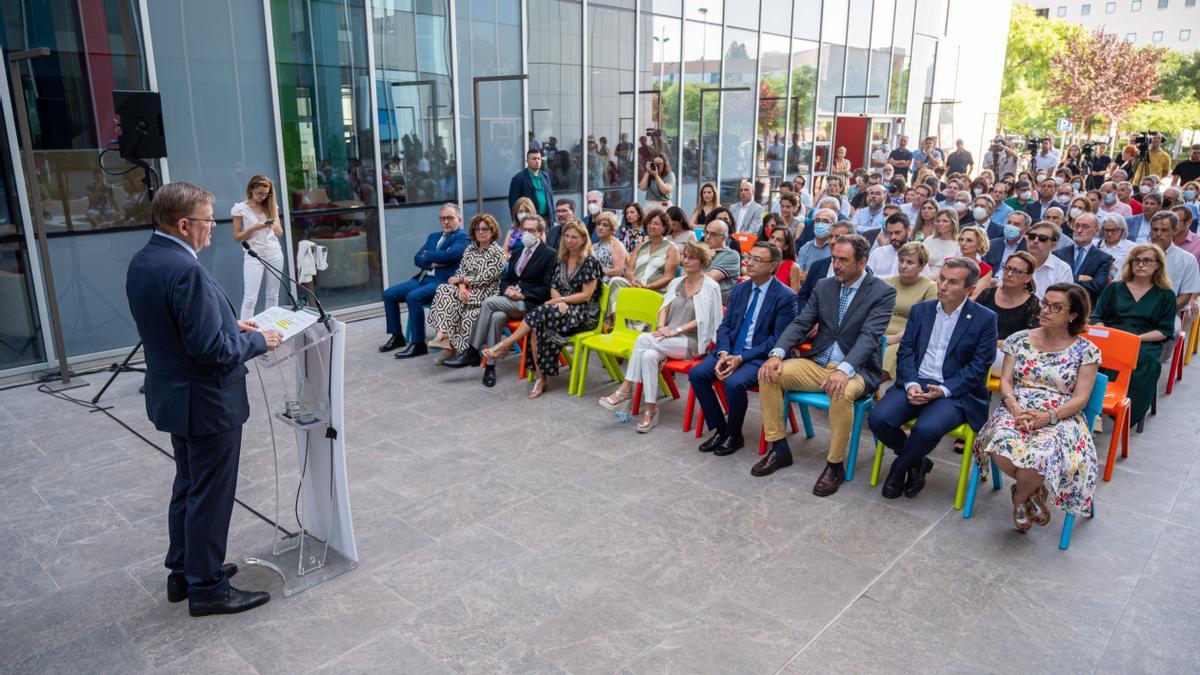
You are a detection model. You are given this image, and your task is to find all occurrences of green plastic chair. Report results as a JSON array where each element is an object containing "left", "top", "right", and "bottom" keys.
[
  {"left": 574, "top": 287, "right": 663, "bottom": 397},
  {"left": 561, "top": 283, "right": 610, "bottom": 391},
  {"left": 870, "top": 419, "right": 977, "bottom": 510}
]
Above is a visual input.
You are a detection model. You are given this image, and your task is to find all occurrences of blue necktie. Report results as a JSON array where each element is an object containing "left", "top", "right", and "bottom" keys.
[
  {"left": 1073, "top": 247, "right": 1087, "bottom": 275},
  {"left": 818, "top": 286, "right": 853, "bottom": 366},
  {"left": 732, "top": 287, "right": 761, "bottom": 355}
]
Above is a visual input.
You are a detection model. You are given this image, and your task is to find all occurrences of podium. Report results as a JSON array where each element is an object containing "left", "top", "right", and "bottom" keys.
[{"left": 243, "top": 307, "right": 358, "bottom": 597}]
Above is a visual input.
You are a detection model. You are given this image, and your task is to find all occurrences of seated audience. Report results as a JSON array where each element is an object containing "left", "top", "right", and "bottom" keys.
[
  {"left": 598, "top": 241, "right": 723, "bottom": 432},
  {"left": 1090, "top": 244, "right": 1177, "bottom": 427},
  {"left": 380, "top": 203, "right": 469, "bottom": 358},
  {"left": 1150, "top": 211, "right": 1200, "bottom": 314},
  {"left": 983, "top": 211, "right": 1030, "bottom": 273},
  {"left": 689, "top": 243, "right": 798, "bottom": 456},
  {"left": 691, "top": 181, "right": 721, "bottom": 226},
  {"left": 795, "top": 221, "right": 854, "bottom": 309},
  {"left": 700, "top": 216, "right": 742, "bottom": 303},
  {"left": 483, "top": 221, "right": 602, "bottom": 397},
  {"left": 1002, "top": 221, "right": 1073, "bottom": 299},
  {"left": 796, "top": 208, "right": 839, "bottom": 281},
  {"left": 428, "top": 213, "right": 507, "bottom": 363},
  {"left": 923, "top": 208, "right": 961, "bottom": 277},
  {"left": 504, "top": 197, "right": 537, "bottom": 254},
  {"left": 976, "top": 250, "right": 1042, "bottom": 375},
  {"left": 973, "top": 283, "right": 1100, "bottom": 532},
  {"left": 609, "top": 209, "right": 680, "bottom": 296},
  {"left": 767, "top": 226, "right": 802, "bottom": 292},
  {"left": 591, "top": 211, "right": 628, "bottom": 283},
  {"left": 754, "top": 235, "right": 896, "bottom": 496},
  {"left": 1097, "top": 212, "right": 1135, "bottom": 275},
  {"left": 956, "top": 225, "right": 993, "bottom": 296},
  {"left": 1052, "top": 213, "right": 1113, "bottom": 304},
  {"left": 868, "top": 213, "right": 915, "bottom": 277},
  {"left": 442, "top": 214, "right": 557, "bottom": 377},
  {"left": 883, "top": 242, "right": 938, "bottom": 378},
  {"left": 666, "top": 205, "right": 697, "bottom": 252},
  {"left": 868, "top": 258, "right": 998, "bottom": 499}
]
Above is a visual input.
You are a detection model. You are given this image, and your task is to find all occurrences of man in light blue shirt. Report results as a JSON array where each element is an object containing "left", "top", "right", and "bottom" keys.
[{"left": 851, "top": 185, "right": 887, "bottom": 235}]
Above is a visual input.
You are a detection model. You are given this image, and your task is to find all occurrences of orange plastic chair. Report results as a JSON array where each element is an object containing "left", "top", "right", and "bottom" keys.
[
  {"left": 492, "top": 319, "right": 567, "bottom": 380},
  {"left": 1082, "top": 325, "right": 1139, "bottom": 482},
  {"left": 732, "top": 233, "right": 757, "bottom": 254}
]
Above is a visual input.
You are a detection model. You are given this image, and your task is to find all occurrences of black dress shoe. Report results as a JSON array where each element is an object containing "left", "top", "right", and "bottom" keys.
[
  {"left": 481, "top": 365, "right": 497, "bottom": 388},
  {"left": 394, "top": 343, "right": 429, "bottom": 359},
  {"left": 712, "top": 434, "right": 745, "bottom": 457},
  {"left": 167, "top": 563, "right": 238, "bottom": 603},
  {"left": 904, "top": 457, "right": 934, "bottom": 498},
  {"left": 698, "top": 430, "right": 726, "bottom": 453},
  {"left": 378, "top": 334, "right": 406, "bottom": 352},
  {"left": 188, "top": 585, "right": 270, "bottom": 617},
  {"left": 812, "top": 463, "right": 846, "bottom": 497},
  {"left": 443, "top": 346, "right": 481, "bottom": 368},
  {"left": 881, "top": 463, "right": 907, "bottom": 499},
  {"left": 750, "top": 449, "right": 793, "bottom": 477}
]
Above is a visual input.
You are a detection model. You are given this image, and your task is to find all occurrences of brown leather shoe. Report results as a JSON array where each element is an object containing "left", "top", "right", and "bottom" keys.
[
  {"left": 812, "top": 464, "right": 845, "bottom": 497},
  {"left": 750, "top": 450, "right": 793, "bottom": 477}
]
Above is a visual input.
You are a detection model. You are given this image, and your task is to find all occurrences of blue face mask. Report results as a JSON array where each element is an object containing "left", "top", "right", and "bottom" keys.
[
  {"left": 1186, "top": 190, "right": 1197, "bottom": 201},
  {"left": 1003, "top": 224, "right": 1022, "bottom": 241},
  {"left": 1104, "top": 193, "right": 1116, "bottom": 205},
  {"left": 814, "top": 222, "right": 832, "bottom": 238}
]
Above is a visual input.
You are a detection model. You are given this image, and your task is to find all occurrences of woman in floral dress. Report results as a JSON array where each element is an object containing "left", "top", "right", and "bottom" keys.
[
  {"left": 973, "top": 283, "right": 1102, "bottom": 533},
  {"left": 484, "top": 220, "right": 602, "bottom": 398}
]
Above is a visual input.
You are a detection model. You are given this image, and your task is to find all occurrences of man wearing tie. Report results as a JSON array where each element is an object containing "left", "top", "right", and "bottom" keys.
[
  {"left": 126, "top": 182, "right": 283, "bottom": 616},
  {"left": 755, "top": 235, "right": 897, "bottom": 496},
  {"left": 380, "top": 203, "right": 469, "bottom": 358},
  {"left": 443, "top": 214, "right": 557, "bottom": 386},
  {"left": 868, "top": 258, "right": 997, "bottom": 500},
  {"left": 689, "top": 242, "right": 798, "bottom": 456},
  {"left": 1053, "top": 212, "right": 1113, "bottom": 303}
]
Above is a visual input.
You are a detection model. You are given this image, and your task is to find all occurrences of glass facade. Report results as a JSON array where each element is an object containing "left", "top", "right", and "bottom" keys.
[{"left": 1, "top": 0, "right": 978, "bottom": 374}]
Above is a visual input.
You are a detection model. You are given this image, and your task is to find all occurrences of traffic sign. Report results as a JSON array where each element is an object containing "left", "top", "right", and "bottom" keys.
[{"left": 1057, "top": 118, "right": 1073, "bottom": 132}]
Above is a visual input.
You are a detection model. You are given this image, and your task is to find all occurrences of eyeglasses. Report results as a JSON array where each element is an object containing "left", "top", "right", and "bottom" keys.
[
  {"left": 1039, "top": 299, "right": 1067, "bottom": 315},
  {"left": 1101, "top": 227, "right": 1122, "bottom": 234},
  {"left": 438, "top": 215, "right": 458, "bottom": 222},
  {"left": 1130, "top": 257, "right": 1159, "bottom": 267},
  {"left": 745, "top": 255, "right": 770, "bottom": 264},
  {"left": 813, "top": 219, "right": 835, "bottom": 225},
  {"left": 1025, "top": 232, "right": 1053, "bottom": 243},
  {"left": 704, "top": 230, "right": 723, "bottom": 237},
  {"left": 473, "top": 226, "right": 493, "bottom": 233},
  {"left": 185, "top": 216, "right": 217, "bottom": 225},
  {"left": 1001, "top": 266, "right": 1030, "bottom": 276}
]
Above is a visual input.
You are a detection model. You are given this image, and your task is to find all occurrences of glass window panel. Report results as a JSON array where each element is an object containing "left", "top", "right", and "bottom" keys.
[
  {"left": 817, "top": 0, "right": 847, "bottom": 112},
  {"left": 888, "top": 0, "right": 915, "bottom": 114},
  {"left": 680, "top": 17, "right": 722, "bottom": 208},
  {"left": 761, "top": 0, "right": 793, "bottom": 36},
  {"left": 589, "top": 3, "right": 636, "bottom": 210},
  {"left": 529, "top": 0, "right": 583, "bottom": 196},
  {"left": 787, "top": 38, "right": 819, "bottom": 179},
  {"left": 271, "top": 0, "right": 382, "bottom": 311},
  {"left": 683, "top": 0, "right": 721, "bottom": 23},
  {"left": 637, "top": 13, "right": 681, "bottom": 205},
  {"left": 866, "top": 0, "right": 895, "bottom": 114},
  {"left": 647, "top": 0, "right": 684, "bottom": 17},
  {"left": 718, "top": 28, "right": 757, "bottom": 203},
  {"left": 793, "top": 0, "right": 822, "bottom": 40},
  {"left": 0, "top": 108, "right": 45, "bottom": 369},
  {"left": 757, "top": 34, "right": 791, "bottom": 193},
  {"left": 374, "top": 0, "right": 457, "bottom": 206},
  {"left": 842, "top": 0, "right": 872, "bottom": 112},
  {"left": 726, "top": 0, "right": 760, "bottom": 29}
]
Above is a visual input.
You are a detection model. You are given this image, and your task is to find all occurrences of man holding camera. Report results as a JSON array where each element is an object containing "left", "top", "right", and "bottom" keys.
[{"left": 1132, "top": 134, "right": 1172, "bottom": 185}]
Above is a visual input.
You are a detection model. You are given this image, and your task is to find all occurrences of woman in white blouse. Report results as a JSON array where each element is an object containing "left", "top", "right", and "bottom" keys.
[
  {"left": 1097, "top": 211, "right": 1135, "bottom": 278},
  {"left": 923, "top": 207, "right": 962, "bottom": 278},
  {"left": 232, "top": 175, "right": 285, "bottom": 320}
]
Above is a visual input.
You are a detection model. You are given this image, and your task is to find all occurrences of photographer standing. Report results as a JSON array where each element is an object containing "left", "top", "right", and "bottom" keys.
[
  {"left": 1133, "top": 133, "right": 1172, "bottom": 184},
  {"left": 983, "top": 138, "right": 1018, "bottom": 179},
  {"left": 1086, "top": 142, "right": 1113, "bottom": 191},
  {"left": 1031, "top": 138, "right": 1060, "bottom": 174},
  {"left": 639, "top": 152, "right": 675, "bottom": 208}
]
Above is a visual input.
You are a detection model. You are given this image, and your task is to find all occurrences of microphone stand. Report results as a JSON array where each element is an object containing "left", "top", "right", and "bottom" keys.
[{"left": 241, "top": 241, "right": 330, "bottom": 327}]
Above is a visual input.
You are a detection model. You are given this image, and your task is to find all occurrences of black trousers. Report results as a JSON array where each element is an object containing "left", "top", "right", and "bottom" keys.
[{"left": 166, "top": 427, "right": 242, "bottom": 600}]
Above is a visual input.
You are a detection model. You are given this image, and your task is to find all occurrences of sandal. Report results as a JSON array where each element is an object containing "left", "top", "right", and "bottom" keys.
[
  {"left": 529, "top": 377, "right": 547, "bottom": 399},
  {"left": 1011, "top": 485, "right": 1032, "bottom": 533},
  {"left": 636, "top": 409, "right": 659, "bottom": 433},
  {"left": 598, "top": 388, "right": 633, "bottom": 411},
  {"left": 484, "top": 345, "right": 509, "bottom": 362},
  {"left": 427, "top": 335, "right": 452, "bottom": 351},
  {"left": 953, "top": 439, "right": 965, "bottom": 454},
  {"left": 1029, "top": 485, "right": 1052, "bottom": 527}
]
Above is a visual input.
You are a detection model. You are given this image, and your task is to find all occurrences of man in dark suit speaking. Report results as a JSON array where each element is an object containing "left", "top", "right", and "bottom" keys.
[{"left": 126, "top": 182, "right": 282, "bottom": 617}]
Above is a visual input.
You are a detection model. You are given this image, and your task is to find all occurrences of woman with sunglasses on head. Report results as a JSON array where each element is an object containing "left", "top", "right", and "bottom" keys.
[
  {"left": 973, "top": 282, "right": 1101, "bottom": 533},
  {"left": 231, "top": 175, "right": 285, "bottom": 320},
  {"left": 505, "top": 196, "right": 538, "bottom": 255},
  {"left": 428, "top": 213, "right": 507, "bottom": 363},
  {"left": 1090, "top": 244, "right": 1178, "bottom": 426}
]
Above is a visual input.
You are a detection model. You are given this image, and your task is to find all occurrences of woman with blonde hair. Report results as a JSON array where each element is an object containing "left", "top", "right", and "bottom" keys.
[
  {"left": 428, "top": 213, "right": 508, "bottom": 363},
  {"left": 485, "top": 220, "right": 603, "bottom": 398},
  {"left": 956, "top": 225, "right": 993, "bottom": 296},
  {"left": 232, "top": 175, "right": 285, "bottom": 320},
  {"left": 691, "top": 181, "right": 722, "bottom": 226},
  {"left": 924, "top": 207, "right": 962, "bottom": 276},
  {"left": 505, "top": 196, "right": 538, "bottom": 254}
]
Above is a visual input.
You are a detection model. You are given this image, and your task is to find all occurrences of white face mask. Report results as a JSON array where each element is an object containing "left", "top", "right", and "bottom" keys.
[
  {"left": 587, "top": 202, "right": 601, "bottom": 215},
  {"left": 520, "top": 231, "right": 538, "bottom": 248},
  {"left": 1020, "top": 190, "right": 1034, "bottom": 201},
  {"left": 1140, "top": 185, "right": 1152, "bottom": 195},
  {"left": 1054, "top": 177, "right": 1065, "bottom": 186},
  {"left": 1069, "top": 207, "right": 1084, "bottom": 219},
  {"left": 972, "top": 188, "right": 984, "bottom": 197},
  {"left": 1036, "top": 174, "right": 1047, "bottom": 182},
  {"left": 972, "top": 206, "right": 989, "bottom": 222}
]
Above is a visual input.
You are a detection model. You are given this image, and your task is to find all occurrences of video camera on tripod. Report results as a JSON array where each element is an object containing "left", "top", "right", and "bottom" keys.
[
  {"left": 1130, "top": 131, "right": 1160, "bottom": 161},
  {"left": 1025, "top": 137, "right": 1049, "bottom": 156}
]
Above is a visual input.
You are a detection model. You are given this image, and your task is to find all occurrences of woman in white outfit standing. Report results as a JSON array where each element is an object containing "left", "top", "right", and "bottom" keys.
[{"left": 232, "top": 175, "right": 285, "bottom": 320}]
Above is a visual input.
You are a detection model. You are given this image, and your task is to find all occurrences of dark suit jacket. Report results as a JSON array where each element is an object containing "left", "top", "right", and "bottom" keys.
[
  {"left": 795, "top": 256, "right": 831, "bottom": 309},
  {"left": 500, "top": 242, "right": 557, "bottom": 304},
  {"left": 1023, "top": 199, "right": 1064, "bottom": 223},
  {"left": 126, "top": 234, "right": 267, "bottom": 437},
  {"left": 1054, "top": 244, "right": 1114, "bottom": 301},
  {"left": 982, "top": 236, "right": 1027, "bottom": 272},
  {"left": 1125, "top": 214, "right": 1151, "bottom": 242},
  {"left": 713, "top": 278, "right": 798, "bottom": 364},
  {"left": 774, "top": 273, "right": 897, "bottom": 392},
  {"left": 413, "top": 228, "right": 469, "bottom": 283},
  {"left": 507, "top": 169, "right": 555, "bottom": 220},
  {"left": 545, "top": 224, "right": 563, "bottom": 251},
  {"left": 896, "top": 299, "right": 998, "bottom": 431}
]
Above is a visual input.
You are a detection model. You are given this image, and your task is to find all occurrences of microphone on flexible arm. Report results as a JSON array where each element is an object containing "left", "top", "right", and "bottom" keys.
[{"left": 242, "top": 241, "right": 329, "bottom": 326}]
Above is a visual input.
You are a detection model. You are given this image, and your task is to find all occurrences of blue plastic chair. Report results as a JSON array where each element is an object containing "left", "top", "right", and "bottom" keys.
[
  {"left": 779, "top": 335, "right": 887, "bottom": 482},
  {"left": 962, "top": 372, "right": 1108, "bottom": 551}
]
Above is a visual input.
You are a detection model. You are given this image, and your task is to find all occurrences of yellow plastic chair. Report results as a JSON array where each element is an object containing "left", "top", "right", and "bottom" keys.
[
  {"left": 575, "top": 287, "right": 663, "bottom": 396},
  {"left": 563, "top": 283, "right": 611, "bottom": 393},
  {"left": 1185, "top": 313, "right": 1199, "bottom": 366},
  {"left": 870, "top": 419, "right": 977, "bottom": 510}
]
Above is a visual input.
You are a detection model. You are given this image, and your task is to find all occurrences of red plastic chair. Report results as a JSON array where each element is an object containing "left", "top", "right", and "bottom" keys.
[
  {"left": 489, "top": 319, "right": 567, "bottom": 379},
  {"left": 1082, "top": 325, "right": 1139, "bottom": 482},
  {"left": 1165, "top": 327, "right": 1187, "bottom": 396}
]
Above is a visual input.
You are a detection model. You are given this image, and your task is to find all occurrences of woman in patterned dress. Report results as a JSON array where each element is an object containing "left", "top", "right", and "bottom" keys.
[
  {"left": 484, "top": 220, "right": 602, "bottom": 398},
  {"left": 428, "top": 213, "right": 507, "bottom": 362},
  {"left": 973, "top": 283, "right": 1102, "bottom": 533}
]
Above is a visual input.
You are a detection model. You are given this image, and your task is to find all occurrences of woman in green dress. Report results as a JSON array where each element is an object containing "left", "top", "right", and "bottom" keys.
[
  {"left": 1089, "top": 243, "right": 1177, "bottom": 426},
  {"left": 882, "top": 241, "right": 937, "bottom": 379}
]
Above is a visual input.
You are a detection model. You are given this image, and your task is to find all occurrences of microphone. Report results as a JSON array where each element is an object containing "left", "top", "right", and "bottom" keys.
[{"left": 242, "top": 241, "right": 329, "bottom": 325}]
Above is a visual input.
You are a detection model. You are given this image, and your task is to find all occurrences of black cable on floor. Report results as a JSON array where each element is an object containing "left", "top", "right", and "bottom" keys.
[{"left": 35, "top": 384, "right": 297, "bottom": 538}]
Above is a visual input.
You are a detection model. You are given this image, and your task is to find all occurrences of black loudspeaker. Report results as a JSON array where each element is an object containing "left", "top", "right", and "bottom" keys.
[{"left": 113, "top": 90, "right": 168, "bottom": 161}]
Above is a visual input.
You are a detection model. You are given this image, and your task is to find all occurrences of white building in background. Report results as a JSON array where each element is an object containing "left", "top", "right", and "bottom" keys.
[{"left": 1029, "top": 0, "right": 1200, "bottom": 51}]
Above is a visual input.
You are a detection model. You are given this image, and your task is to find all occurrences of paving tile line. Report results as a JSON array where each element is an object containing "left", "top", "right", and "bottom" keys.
[
  {"left": 772, "top": 507, "right": 953, "bottom": 674},
  {"left": 1085, "top": 525, "right": 1167, "bottom": 675}
]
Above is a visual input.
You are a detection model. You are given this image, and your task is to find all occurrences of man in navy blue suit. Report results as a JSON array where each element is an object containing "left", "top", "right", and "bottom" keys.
[
  {"left": 689, "top": 241, "right": 798, "bottom": 455},
  {"left": 380, "top": 203, "right": 468, "bottom": 358},
  {"left": 126, "top": 182, "right": 282, "bottom": 617},
  {"left": 982, "top": 210, "right": 1030, "bottom": 273},
  {"left": 868, "top": 258, "right": 997, "bottom": 499},
  {"left": 1053, "top": 213, "right": 1113, "bottom": 303}
]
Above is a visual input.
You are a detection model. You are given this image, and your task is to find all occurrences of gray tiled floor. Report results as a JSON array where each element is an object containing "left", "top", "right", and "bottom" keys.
[{"left": 2, "top": 315, "right": 1199, "bottom": 673}]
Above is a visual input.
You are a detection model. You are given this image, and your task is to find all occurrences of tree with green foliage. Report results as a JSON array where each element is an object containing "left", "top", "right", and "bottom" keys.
[{"left": 999, "top": 3, "right": 1088, "bottom": 135}]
